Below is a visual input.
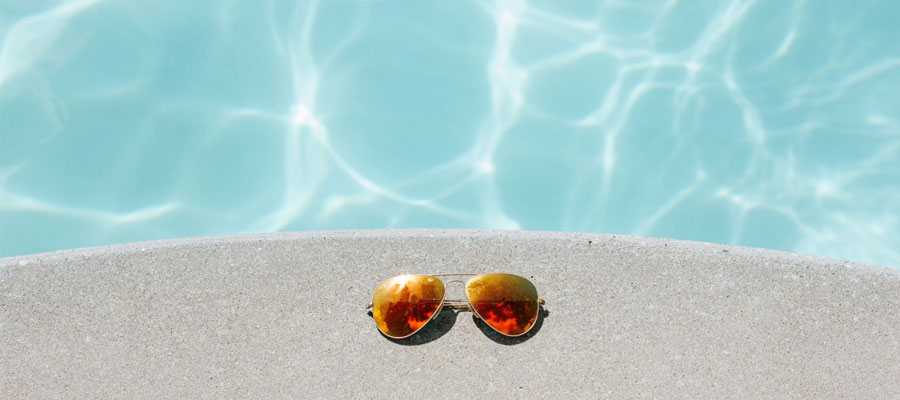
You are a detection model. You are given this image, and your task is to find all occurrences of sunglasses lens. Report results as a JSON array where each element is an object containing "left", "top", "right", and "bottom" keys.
[
  {"left": 372, "top": 275, "right": 445, "bottom": 338},
  {"left": 466, "top": 274, "right": 539, "bottom": 336}
]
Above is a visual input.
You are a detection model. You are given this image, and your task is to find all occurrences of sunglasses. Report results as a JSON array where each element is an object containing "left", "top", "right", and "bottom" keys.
[{"left": 366, "top": 273, "right": 545, "bottom": 339}]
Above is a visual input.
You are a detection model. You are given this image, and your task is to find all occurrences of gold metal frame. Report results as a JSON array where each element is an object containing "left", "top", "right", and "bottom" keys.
[{"left": 366, "top": 273, "right": 546, "bottom": 339}]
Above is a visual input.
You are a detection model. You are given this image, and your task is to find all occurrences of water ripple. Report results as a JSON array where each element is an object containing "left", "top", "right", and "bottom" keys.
[{"left": 1, "top": 0, "right": 898, "bottom": 268}]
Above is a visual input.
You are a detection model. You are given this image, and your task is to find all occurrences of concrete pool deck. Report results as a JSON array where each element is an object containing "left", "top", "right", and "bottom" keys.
[{"left": 1, "top": 229, "right": 898, "bottom": 398}]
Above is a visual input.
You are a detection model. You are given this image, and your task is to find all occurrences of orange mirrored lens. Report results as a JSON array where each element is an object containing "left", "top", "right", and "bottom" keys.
[
  {"left": 466, "top": 274, "right": 539, "bottom": 336},
  {"left": 372, "top": 275, "right": 445, "bottom": 338}
]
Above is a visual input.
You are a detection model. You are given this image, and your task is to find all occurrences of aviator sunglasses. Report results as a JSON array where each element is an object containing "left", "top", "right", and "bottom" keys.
[{"left": 366, "top": 273, "right": 545, "bottom": 339}]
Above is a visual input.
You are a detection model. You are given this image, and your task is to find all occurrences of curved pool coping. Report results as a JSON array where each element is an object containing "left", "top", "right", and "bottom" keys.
[{"left": 2, "top": 230, "right": 899, "bottom": 398}]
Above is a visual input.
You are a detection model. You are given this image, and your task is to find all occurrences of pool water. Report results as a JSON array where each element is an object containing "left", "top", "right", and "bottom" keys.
[{"left": 1, "top": 0, "right": 899, "bottom": 267}]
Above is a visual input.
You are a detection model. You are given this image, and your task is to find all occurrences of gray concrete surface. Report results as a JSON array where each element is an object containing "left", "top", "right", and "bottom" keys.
[{"left": 1, "top": 229, "right": 899, "bottom": 398}]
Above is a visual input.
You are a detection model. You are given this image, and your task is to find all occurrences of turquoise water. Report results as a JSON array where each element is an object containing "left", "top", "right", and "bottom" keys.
[{"left": 1, "top": 0, "right": 899, "bottom": 267}]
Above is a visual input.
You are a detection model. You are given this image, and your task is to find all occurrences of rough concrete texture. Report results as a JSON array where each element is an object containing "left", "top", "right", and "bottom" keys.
[{"left": 1, "top": 230, "right": 899, "bottom": 398}]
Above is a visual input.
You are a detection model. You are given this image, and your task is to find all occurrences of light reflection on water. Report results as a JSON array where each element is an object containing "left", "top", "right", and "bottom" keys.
[{"left": 1, "top": 0, "right": 898, "bottom": 268}]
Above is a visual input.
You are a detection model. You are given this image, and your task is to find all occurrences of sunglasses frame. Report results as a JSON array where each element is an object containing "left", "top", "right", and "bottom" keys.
[{"left": 366, "top": 273, "right": 546, "bottom": 339}]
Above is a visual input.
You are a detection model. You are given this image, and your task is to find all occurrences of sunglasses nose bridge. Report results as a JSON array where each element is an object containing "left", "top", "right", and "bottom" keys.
[
  {"left": 439, "top": 279, "right": 474, "bottom": 312},
  {"left": 442, "top": 279, "right": 468, "bottom": 300}
]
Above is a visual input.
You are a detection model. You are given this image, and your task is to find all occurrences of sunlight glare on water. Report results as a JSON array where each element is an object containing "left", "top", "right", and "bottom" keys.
[{"left": 1, "top": 0, "right": 899, "bottom": 268}]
